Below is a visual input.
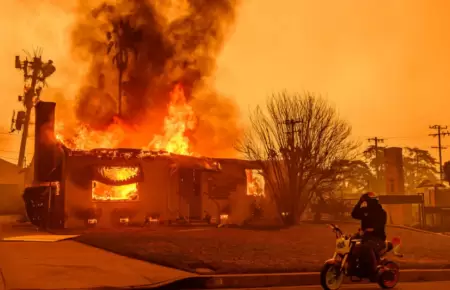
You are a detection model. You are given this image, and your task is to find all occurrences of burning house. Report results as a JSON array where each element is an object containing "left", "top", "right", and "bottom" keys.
[
  {"left": 24, "top": 101, "right": 264, "bottom": 229},
  {"left": 17, "top": 0, "right": 262, "bottom": 229}
]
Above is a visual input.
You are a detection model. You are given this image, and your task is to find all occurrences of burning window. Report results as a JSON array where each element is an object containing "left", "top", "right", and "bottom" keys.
[
  {"left": 92, "top": 181, "right": 139, "bottom": 201},
  {"left": 245, "top": 169, "right": 265, "bottom": 197},
  {"left": 92, "top": 166, "right": 142, "bottom": 201}
]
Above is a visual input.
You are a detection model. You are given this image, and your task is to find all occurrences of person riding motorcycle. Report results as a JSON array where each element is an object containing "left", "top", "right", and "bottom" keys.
[{"left": 351, "top": 192, "right": 387, "bottom": 280}]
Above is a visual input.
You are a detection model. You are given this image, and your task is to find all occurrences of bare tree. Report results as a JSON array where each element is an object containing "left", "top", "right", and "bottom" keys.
[{"left": 237, "top": 91, "right": 357, "bottom": 226}]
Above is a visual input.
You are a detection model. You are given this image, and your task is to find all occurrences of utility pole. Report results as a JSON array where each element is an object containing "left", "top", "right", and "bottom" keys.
[
  {"left": 281, "top": 119, "right": 302, "bottom": 151},
  {"left": 13, "top": 49, "right": 56, "bottom": 168},
  {"left": 279, "top": 118, "right": 302, "bottom": 223},
  {"left": 368, "top": 137, "right": 385, "bottom": 192},
  {"left": 429, "top": 125, "right": 450, "bottom": 182}
]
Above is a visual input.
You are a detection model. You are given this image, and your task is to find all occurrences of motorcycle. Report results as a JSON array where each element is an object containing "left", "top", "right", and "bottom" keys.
[{"left": 320, "top": 223, "right": 402, "bottom": 290}]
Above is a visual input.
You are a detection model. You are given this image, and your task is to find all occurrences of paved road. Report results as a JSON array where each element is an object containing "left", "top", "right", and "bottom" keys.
[
  {"left": 0, "top": 222, "right": 193, "bottom": 289},
  {"left": 211, "top": 281, "right": 450, "bottom": 290}
]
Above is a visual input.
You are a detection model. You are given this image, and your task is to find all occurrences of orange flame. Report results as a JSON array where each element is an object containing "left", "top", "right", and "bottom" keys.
[
  {"left": 92, "top": 181, "right": 138, "bottom": 201},
  {"left": 55, "top": 84, "right": 195, "bottom": 154},
  {"left": 148, "top": 84, "right": 197, "bottom": 155},
  {"left": 92, "top": 167, "right": 140, "bottom": 201},
  {"left": 54, "top": 84, "right": 196, "bottom": 201},
  {"left": 245, "top": 169, "right": 265, "bottom": 196}
]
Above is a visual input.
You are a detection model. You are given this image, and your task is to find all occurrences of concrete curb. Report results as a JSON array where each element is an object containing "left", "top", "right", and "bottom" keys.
[
  {"left": 303, "top": 220, "right": 450, "bottom": 237},
  {"left": 388, "top": 224, "right": 450, "bottom": 237},
  {"left": 156, "top": 269, "right": 450, "bottom": 289}
]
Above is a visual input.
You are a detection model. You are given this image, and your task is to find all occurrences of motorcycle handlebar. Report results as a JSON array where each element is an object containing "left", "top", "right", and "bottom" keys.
[{"left": 328, "top": 224, "right": 343, "bottom": 236}]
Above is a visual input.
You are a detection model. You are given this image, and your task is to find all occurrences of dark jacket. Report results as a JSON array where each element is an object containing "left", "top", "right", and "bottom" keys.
[{"left": 351, "top": 198, "right": 387, "bottom": 241}]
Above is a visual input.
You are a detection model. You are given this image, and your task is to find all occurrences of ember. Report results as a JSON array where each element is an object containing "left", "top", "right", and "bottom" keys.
[{"left": 119, "top": 217, "right": 130, "bottom": 225}]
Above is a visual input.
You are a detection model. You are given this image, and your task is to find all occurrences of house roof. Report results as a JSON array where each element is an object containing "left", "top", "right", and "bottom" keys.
[
  {"left": 65, "top": 148, "right": 222, "bottom": 171},
  {"left": 213, "top": 158, "right": 263, "bottom": 169},
  {"left": 416, "top": 179, "right": 446, "bottom": 189},
  {"left": 62, "top": 148, "right": 265, "bottom": 172}
]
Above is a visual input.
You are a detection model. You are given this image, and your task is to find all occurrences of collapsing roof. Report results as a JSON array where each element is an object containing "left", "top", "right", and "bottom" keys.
[
  {"left": 64, "top": 147, "right": 222, "bottom": 172},
  {"left": 33, "top": 101, "right": 259, "bottom": 183}
]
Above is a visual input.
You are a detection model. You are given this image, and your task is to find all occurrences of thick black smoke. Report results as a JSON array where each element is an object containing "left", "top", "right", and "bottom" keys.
[{"left": 70, "top": 0, "right": 242, "bottom": 156}]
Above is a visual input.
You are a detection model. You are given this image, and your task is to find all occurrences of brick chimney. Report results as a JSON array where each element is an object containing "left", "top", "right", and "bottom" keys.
[{"left": 34, "top": 101, "right": 60, "bottom": 182}]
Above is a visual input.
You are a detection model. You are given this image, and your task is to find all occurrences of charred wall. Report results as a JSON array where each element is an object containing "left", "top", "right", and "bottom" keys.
[
  {"left": 63, "top": 155, "right": 173, "bottom": 228},
  {"left": 202, "top": 159, "right": 253, "bottom": 225}
]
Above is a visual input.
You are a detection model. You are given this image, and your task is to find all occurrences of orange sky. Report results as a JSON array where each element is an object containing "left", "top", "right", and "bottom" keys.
[{"left": 1, "top": 0, "right": 450, "bottom": 164}]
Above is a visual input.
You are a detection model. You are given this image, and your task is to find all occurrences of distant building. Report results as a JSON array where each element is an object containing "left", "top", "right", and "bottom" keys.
[{"left": 0, "top": 158, "right": 25, "bottom": 215}]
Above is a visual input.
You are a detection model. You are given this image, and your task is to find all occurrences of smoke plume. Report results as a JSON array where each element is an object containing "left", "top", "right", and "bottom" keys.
[{"left": 70, "top": 0, "right": 243, "bottom": 157}]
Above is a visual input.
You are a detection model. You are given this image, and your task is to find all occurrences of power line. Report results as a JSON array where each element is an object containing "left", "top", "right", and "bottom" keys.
[
  {"left": 357, "top": 135, "right": 432, "bottom": 141},
  {"left": 429, "top": 125, "right": 450, "bottom": 182},
  {"left": 384, "top": 136, "right": 430, "bottom": 140}
]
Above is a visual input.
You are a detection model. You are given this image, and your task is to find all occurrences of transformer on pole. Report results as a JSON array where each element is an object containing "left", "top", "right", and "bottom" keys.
[{"left": 12, "top": 48, "right": 56, "bottom": 168}]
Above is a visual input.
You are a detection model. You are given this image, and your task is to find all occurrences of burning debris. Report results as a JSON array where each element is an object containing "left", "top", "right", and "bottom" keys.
[
  {"left": 246, "top": 169, "right": 265, "bottom": 197},
  {"left": 92, "top": 165, "right": 141, "bottom": 201},
  {"left": 56, "top": 0, "right": 243, "bottom": 157},
  {"left": 97, "top": 166, "right": 140, "bottom": 183},
  {"left": 61, "top": 147, "right": 222, "bottom": 202},
  {"left": 57, "top": 84, "right": 197, "bottom": 155},
  {"left": 93, "top": 181, "right": 138, "bottom": 201}
]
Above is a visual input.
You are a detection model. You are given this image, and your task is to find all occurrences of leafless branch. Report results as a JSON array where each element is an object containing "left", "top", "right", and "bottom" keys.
[{"left": 236, "top": 91, "right": 357, "bottom": 225}]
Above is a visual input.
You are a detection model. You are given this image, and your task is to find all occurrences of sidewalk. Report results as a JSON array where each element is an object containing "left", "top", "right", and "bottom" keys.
[{"left": 0, "top": 231, "right": 194, "bottom": 289}]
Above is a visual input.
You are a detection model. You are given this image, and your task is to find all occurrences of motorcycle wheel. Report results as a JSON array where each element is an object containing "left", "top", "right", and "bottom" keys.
[
  {"left": 377, "top": 261, "right": 400, "bottom": 289},
  {"left": 320, "top": 262, "right": 344, "bottom": 290}
]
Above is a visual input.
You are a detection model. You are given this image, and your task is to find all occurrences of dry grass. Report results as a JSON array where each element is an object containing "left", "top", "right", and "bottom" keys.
[{"left": 74, "top": 223, "right": 450, "bottom": 274}]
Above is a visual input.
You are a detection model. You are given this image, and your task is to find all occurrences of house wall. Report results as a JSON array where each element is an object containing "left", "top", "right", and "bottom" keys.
[
  {"left": 423, "top": 187, "right": 450, "bottom": 228},
  {"left": 0, "top": 159, "right": 25, "bottom": 215},
  {"left": 140, "top": 158, "right": 179, "bottom": 222},
  {"left": 201, "top": 161, "right": 253, "bottom": 225},
  {"left": 63, "top": 155, "right": 173, "bottom": 228},
  {"left": 435, "top": 188, "right": 450, "bottom": 206},
  {"left": 423, "top": 187, "right": 437, "bottom": 226},
  {"left": 167, "top": 168, "right": 182, "bottom": 220},
  {"left": 201, "top": 171, "right": 225, "bottom": 222},
  {"left": 61, "top": 154, "right": 268, "bottom": 228}
]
